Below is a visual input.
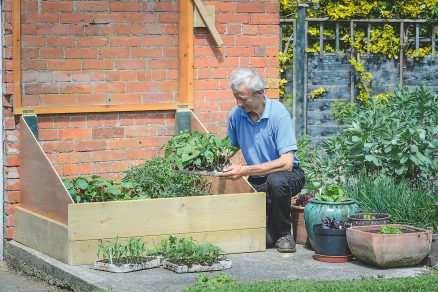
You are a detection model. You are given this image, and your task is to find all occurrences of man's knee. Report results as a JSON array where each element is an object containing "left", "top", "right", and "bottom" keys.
[{"left": 266, "top": 172, "right": 291, "bottom": 199}]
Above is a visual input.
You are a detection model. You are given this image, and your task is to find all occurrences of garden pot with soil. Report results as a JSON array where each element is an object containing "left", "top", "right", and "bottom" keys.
[
  {"left": 291, "top": 193, "right": 314, "bottom": 245},
  {"left": 346, "top": 224, "right": 432, "bottom": 268},
  {"left": 347, "top": 212, "right": 390, "bottom": 227}
]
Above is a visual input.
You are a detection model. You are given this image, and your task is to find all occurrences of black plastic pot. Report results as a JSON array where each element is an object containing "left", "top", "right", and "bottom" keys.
[
  {"left": 313, "top": 224, "right": 351, "bottom": 256},
  {"left": 347, "top": 213, "right": 390, "bottom": 227}
]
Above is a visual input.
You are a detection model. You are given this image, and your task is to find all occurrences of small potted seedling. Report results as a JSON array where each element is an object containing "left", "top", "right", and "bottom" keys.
[
  {"left": 160, "top": 236, "right": 232, "bottom": 273},
  {"left": 93, "top": 236, "right": 161, "bottom": 273},
  {"left": 313, "top": 217, "right": 352, "bottom": 262},
  {"left": 347, "top": 212, "right": 390, "bottom": 227}
]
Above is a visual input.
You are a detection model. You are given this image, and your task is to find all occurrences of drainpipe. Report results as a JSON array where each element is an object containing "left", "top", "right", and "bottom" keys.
[{"left": 0, "top": 0, "right": 4, "bottom": 260}]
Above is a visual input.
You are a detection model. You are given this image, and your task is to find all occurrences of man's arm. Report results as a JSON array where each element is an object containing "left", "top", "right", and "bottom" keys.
[{"left": 218, "top": 151, "right": 294, "bottom": 181}]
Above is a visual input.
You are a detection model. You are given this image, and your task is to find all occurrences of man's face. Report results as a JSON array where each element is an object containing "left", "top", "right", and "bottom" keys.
[{"left": 233, "top": 85, "right": 263, "bottom": 113}]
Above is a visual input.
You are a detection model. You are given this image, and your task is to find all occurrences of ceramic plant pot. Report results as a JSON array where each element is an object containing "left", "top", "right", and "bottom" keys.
[
  {"left": 346, "top": 224, "right": 432, "bottom": 268},
  {"left": 347, "top": 213, "right": 390, "bottom": 227},
  {"left": 291, "top": 204, "right": 309, "bottom": 245},
  {"left": 313, "top": 224, "right": 351, "bottom": 256},
  {"left": 304, "top": 199, "right": 358, "bottom": 250}
]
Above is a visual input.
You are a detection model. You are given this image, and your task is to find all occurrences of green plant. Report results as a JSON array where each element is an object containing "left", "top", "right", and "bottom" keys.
[
  {"left": 191, "top": 273, "right": 237, "bottom": 290},
  {"left": 63, "top": 175, "right": 136, "bottom": 203},
  {"left": 324, "top": 87, "right": 438, "bottom": 193},
  {"left": 362, "top": 214, "right": 376, "bottom": 220},
  {"left": 97, "top": 236, "right": 148, "bottom": 265},
  {"left": 344, "top": 173, "right": 438, "bottom": 229},
  {"left": 162, "top": 131, "right": 237, "bottom": 172},
  {"left": 309, "top": 87, "right": 326, "bottom": 100},
  {"left": 156, "top": 236, "right": 224, "bottom": 266},
  {"left": 380, "top": 225, "right": 402, "bottom": 234},
  {"left": 315, "top": 183, "right": 350, "bottom": 202},
  {"left": 123, "top": 157, "right": 210, "bottom": 199}
]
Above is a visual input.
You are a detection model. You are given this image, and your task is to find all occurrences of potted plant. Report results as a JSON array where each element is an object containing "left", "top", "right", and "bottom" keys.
[
  {"left": 304, "top": 183, "right": 358, "bottom": 250},
  {"left": 93, "top": 237, "right": 161, "bottom": 273},
  {"left": 346, "top": 224, "right": 432, "bottom": 268},
  {"left": 159, "top": 236, "right": 232, "bottom": 273},
  {"left": 313, "top": 217, "right": 352, "bottom": 263},
  {"left": 162, "top": 130, "right": 237, "bottom": 175},
  {"left": 347, "top": 212, "right": 391, "bottom": 227},
  {"left": 291, "top": 192, "right": 315, "bottom": 245}
]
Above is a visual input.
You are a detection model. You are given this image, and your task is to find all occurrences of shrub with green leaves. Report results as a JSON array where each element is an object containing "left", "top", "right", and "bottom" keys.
[
  {"left": 162, "top": 131, "right": 237, "bottom": 172},
  {"left": 315, "top": 183, "right": 350, "bottom": 202},
  {"left": 123, "top": 157, "right": 210, "bottom": 199},
  {"left": 324, "top": 87, "right": 437, "bottom": 193},
  {"left": 344, "top": 173, "right": 438, "bottom": 230},
  {"left": 155, "top": 236, "right": 224, "bottom": 266},
  {"left": 63, "top": 175, "right": 136, "bottom": 203}
]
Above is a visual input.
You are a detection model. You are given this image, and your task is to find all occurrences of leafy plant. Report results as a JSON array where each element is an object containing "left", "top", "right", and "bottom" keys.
[
  {"left": 123, "top": 157, "right": 210, "bottom": 199},
  {"left": 380, "top": 225, "right": 402, "bottom": 234},
  {"left": 321, "top": 217, "right": 351, "bottom": 229},
  {"left": 315, "top": 183, "right": 350, "bottom": 202},
  {"left": 295, "top": 193, "right": 315, "bottom": 207},
  {"left": 97, "top": 236, "right": 149, "bottom": 265},
  {"left": 63, "top": 175, "right": 136, "bottom": 203},
  {"left": 362, "top": 214, "right": 376, "bottom": 220},
  {"left": 344, "top": 173, "right": 438, "bottom": 230},
  {"left": 192, "top": 273, "right": 237, "bottom": 290},
  {"left": 324, "top": 87, "right": 438, "bottom": 193},
  {"left": 162, "top": 131, "right": 237, "bottom": 172},
  {"left": 154, "top": 236, "right": 224, "bottom": 266}
]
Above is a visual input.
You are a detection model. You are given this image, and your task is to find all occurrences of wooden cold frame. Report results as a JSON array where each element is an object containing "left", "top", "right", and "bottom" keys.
[
  {"left": 15, "top": 114, "right": 266, "bottom": 265},
  {"left": 12, "top": 1, "right": 194, "bottom": 115}
]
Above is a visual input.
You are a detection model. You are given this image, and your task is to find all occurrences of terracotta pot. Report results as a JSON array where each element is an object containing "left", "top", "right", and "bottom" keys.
[
  {"left": 314, "top": 253, "right": 353, "bottom": 263},
  {"left": 290, "top": 204, "right": 310, "bottom": 245},
  {"left": 347, "top": 213, "right": 390, "bottom": 227},
  {"left": 346, "top": 224, "right": 432, "bottom": 268}
]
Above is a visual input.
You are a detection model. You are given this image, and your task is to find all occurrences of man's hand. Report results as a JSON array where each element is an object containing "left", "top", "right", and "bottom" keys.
[{"left": 218, "top": 164, "right": 248, "bottom": 180}]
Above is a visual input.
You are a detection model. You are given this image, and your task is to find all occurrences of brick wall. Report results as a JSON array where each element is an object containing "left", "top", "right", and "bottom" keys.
[{"left": 2, "top": 1, "right": 280, "bottom": 238}]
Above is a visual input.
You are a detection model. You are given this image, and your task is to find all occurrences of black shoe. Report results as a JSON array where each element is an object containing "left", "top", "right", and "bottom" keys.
[{"left": 275, "top": 234, "right": 296, "bottom": 253}]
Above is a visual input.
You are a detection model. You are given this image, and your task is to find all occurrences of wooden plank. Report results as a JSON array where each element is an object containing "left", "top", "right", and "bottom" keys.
[
  {"left": 179, "top": 0, "right": 194, "bottom": 105},
  {"left": 70, "top": 228, "right": 265, "bottom": 265},
  {"left": 12, "top": 0, "right": 21, "bottom": 112},
  {"left": 20, "top": 117, "right": 73, "bottom": 224},
  {"left": 193, "top": 0, "right": 223, "bottom": 46},
  {"left": 68, "top": 193, "right": 265, "bottom": 241},
  {"left": 14, "top": 207, "right": 69, "bottom": 264},
  {"left": 14, "top": 103, "right": 193, "bottom": 115},
  {"left": 194, "top": 5, "right": 215, "bottom": 28}
]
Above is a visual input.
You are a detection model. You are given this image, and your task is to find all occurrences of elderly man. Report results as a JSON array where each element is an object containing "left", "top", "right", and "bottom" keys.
[{"left": 219, "top": 68, "right": 305, "bottom": 253}]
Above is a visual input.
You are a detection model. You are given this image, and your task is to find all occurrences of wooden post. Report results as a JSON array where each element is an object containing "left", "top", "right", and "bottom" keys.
[
  {"left": 179, "top": 0, "right": 194, "bottom": 107},
  {"left": 293, "top": 4, "right": 308, "bottom": 137}
]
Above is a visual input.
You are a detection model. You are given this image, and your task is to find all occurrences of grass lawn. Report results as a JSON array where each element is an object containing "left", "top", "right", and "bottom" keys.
[{"left": 187, "top": 269, "right": 438, "bottom": 291}]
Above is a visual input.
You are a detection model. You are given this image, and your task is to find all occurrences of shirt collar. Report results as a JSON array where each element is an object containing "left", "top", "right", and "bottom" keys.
[{"left": 240, "top": 96, "right": 271, "bottom": 121}]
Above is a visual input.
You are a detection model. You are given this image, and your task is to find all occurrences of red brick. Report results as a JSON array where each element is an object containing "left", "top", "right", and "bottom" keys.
[
  {"left": 58, "top": 152, "right": 92, "bottom": 164},
  {"left": 82, "top": 60, "right": 114, "bottom": 70},
  {"left": 6, "top": 227, "right": 14, "bottom": 239},
  {"left": 77, "top": 37, "right": 108, "bottom": 47},
  {"left": 249, "top": 14, "right": 279, "bottom": 25},
  {"left": 92, "top": 127, "right": 124, "bottom": 139},
  {"left": 47, "top": 60, "right": 81, "bottom": 71},
  {"left": 92, "top": 150, "right": 125, "bottom": 162},
  {"left": 78, "top": 163, "right": 95, "bottom": 175},
  {"left": 237, "top": 4, "right": 266, "bottom": 13},
  {"left": 126, "top": 149, "right": 157, "bottom": 160},
  {"left": 59, "top": 128, "right": 91, "bottom": 140},
  {"left": 77, "top": 140, "right": 108, "bottom": 151},
  {"left": 75, "top": 1, "right": 108, "bottom": 12},
  {"left": 110, "top": 2, "right": 141, "bottom": 12},
  {"left": 65, "top": 48, "right": 97, "bottom": 59},
  {"left": 115, "top": 60, "right": 145, "bottom": 70},
  {"left": 41, "top": 141, "right": 77, "bottom": 153},
  {"left": 42, "top": 2, "right": 73, "bottom": 13},
  {"left": 111, "top": 94, "right": 142, "bottom": 104},
  {"left": 6, "top": 179, "right": 21, "bottom": 191},
  {"left": 93, "top": 14, "right": 124, "bottom": 24},
  {"left": 99, "top": 48, "right": 130, "bottom": 58},
  {"left": 6, "top": 155, "right": 19, "bottom": 167},
  {"left": 38, "top": 129, "right": 59, "bottom": 140},
  {"left": 5, "top": 191, "right": 21, "bottom": 203},
  {"left": 107, "top": 138, "right": 142, "bottom": 150},
  {"left": 62, "top": 164, "right": 79, "bottom": 176},
  {"left": 95, "top": 82, "right": 125, "bottom": 93}
]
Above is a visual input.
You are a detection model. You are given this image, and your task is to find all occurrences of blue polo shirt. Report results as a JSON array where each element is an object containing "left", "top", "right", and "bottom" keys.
[{"left": 227, "top": 97, "right": 299, "bottom": 169}]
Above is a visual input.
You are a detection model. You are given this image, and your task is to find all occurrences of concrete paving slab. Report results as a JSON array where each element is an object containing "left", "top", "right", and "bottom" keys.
[{"left": 5, "top": 240, "right": 431, "bottom": 292}]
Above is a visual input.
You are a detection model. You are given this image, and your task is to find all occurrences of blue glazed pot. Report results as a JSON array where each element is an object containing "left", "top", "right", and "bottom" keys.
[{"left": 304, "top": 198, "right": 358, "bottom": 250}]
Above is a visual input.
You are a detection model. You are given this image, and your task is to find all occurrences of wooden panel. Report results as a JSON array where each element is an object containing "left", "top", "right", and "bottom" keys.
[
  {"left": 12, "top": 0, "right": 21, "bottom": 112},
  {"left": 69, "top": 193, "right": 265, "bottom": 241},
  {"left": 193, "top": 0, "right": 223, "bottom": 46},
  {"left": 179, "top": 0, "right": 194, "bottom": 105},
  {"left": 20, "top": 117, "right": 73, "bottom": 224},
  {"left": 14, "top": 207, "right": 69, "bottom": 264},
  {"left": 70, "top": 228, "right": 265, "bottom": 265}
]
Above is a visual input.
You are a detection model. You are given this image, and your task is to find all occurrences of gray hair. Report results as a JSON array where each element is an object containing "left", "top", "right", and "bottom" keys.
[{"left": 229, "top": 68, "right": 265, "bottom": 94}]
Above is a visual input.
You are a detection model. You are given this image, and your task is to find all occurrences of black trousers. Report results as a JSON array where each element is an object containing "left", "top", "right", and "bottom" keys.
[{"left": 248, "top": 169, "right": 305, "bottom": 247}]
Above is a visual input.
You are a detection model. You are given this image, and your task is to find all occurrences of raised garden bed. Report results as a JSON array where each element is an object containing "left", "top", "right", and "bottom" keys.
[{"left": 15, "top": 115, "right": 266, "bottom": 265}]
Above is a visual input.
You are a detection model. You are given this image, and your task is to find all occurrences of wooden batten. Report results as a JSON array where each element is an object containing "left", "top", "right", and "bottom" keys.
[
  {"left": 68, "top": 193, "right": 265, "bottom": 241},
  {"left": 14, "top": 207, "right": 69, "bottom": 264},
  {"left": 19, "top": 117, "right": 73, "bottom": 224}
]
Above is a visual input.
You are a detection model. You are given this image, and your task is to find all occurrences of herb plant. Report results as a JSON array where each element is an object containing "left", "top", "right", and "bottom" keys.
[
  {"left": 123, "top": 157, "right": 210, "bottom": 199},
  {"left": 362, "top": 214, "right": 376, "bottom": 220},
  {"left": 162, "top": 131, "right": 237, "bottom": 172},
  {"left": 380, "top": 225, "right": 402, "bottom": 234},
  {"left": 97, "top": 236, "right": 149, "bottom": 265},
  {"left": 315, "top": 184, "right": 350, "bottom": 202},
  {"left": 154, "top": 236, "right": 224, "bottom": 266}
]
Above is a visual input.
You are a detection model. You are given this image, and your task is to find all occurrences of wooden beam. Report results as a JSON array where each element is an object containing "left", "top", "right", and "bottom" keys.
[
  {"left": 12, "top": 0, "right": 21, "bottom": 112},
  {"left": 193, "top": 0, "right": 223, "bottom": 46},
  {"left": 179, "top": 0, "right": 194, "bottom": 105},
  {"left": 14, "top": 103, "right": 194, "bottom": 115}
]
